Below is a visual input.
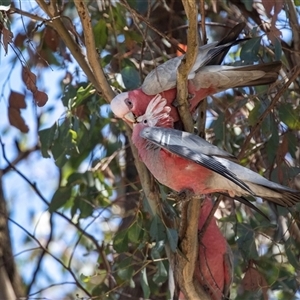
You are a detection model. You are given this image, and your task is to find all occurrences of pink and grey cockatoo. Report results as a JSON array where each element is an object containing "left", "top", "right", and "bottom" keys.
[
  {"left": 125, "top": 94, "right": 300, "bottom": 207},
  {"left": 195, "top": 196, "right": 233, "bottom": 300},
  {"left": 111, "top": 23, "right": 282, "bottom": 123},
  {"left": 178, "top": 196, "right": 233, "bottom": 300}
]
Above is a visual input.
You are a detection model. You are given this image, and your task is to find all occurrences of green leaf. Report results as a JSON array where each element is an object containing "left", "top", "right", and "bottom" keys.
[
  {"left": 140, "top": 268, "right": 150, "bottom": 299},
  {"left": 285, "top": 238, "right": 299, "bottom": 269},
  {"left": 151, "top": 240, "right": 165, "bottom": 259},
  {"left": 248, "top": 99, "right": 271, "bottom": 133},
  {"left": 236, "top": 223, "right": 259, "bottom": 260},
  {"left": 0, "top": 0, "right": 11, "bottom": 11},
  {"left": 93, "top": 19, "right": 108, "bottom": 48},
  {"left": 211, "top": 113, "right": 225, "bottom": 143},
  {"left": 49, "top": 186, "right": 72, "bottom": 212},
  {"left": 241, "top": 0, "right": 253, "bottom": 11},
  {"left": 72, "top": 84, "right": 94, "bottom": 108},
  {"left": 149, "top": 215, "right": 166, "bottom": 242},
  {"left": 240, "top": 37, "right": 262, "bottom": 62},
  {"left": 128, "top": 221, "right": 142, "bottom": 244},
  {"left": 73, "top": 195, "right": 93, "bottom": 218},
  {"left": 294, "top": 0, "right": 300, "bottom": 6},
  {"left": 278, "top": 103, "right": 300, "bottom": 130},
  {"left": 166, "top": 227, "right": 178, "bottom": 252},
  {"left": 39, "top": 123, "right": 57, "bottom": 158},
  {"left": 117, "top": 257, "right": 134, "bottom": 280},
  {"left": 121, "top": 66, "right": 141, "bottom": 90},
  {"left": 113, "top": 229, "right": 129, "bottom": 253},
  {"left": 274, "top": 38, "right": 282, "bottom": 61},
  {"left": 265, "top": 118, "right": 279, "bottom": 164},
  {"left": 286, "top": 132, "right": 298, "bottom": 159},
  {"left": 153, "top": 261, "right": 168, "bottom": 284}
]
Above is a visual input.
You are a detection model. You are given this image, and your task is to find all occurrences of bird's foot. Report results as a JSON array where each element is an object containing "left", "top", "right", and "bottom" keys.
[
  {"left": 177, "top": 188, "right": 195, "bottom": 203},
  {"left": 172, "top": 94, "right": 194, "bottom": 108}
]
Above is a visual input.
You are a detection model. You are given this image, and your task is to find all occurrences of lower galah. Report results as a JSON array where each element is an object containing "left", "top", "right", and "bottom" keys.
[
  {"left": 127, "top": 94, "right": 300, "bottom": 207},
  {"left": 195, "top": 196, "right": 233, "bottom": 300},
  {"left": 178, "top": 196, "right": 233, "bottom": 300},
  {"left": 111, "top": 22, "right": 282, "bottom": 123}
]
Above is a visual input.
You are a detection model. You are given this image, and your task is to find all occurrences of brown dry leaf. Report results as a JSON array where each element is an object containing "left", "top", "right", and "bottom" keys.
[
  {"left": 44, "top": 27, "right": 60, "bottom": 52},
  {"left": 8, "top": 107, "right": 29, "bottom": 133},
  {"left": 73, "top": 105, "right": 88, "bottom": 120},
  {"left": 262, "top": 0, "right": 275, "bottom": 16},
  {"left": 9, "top": 91, "right": 26, "bottom": 109},
  {"left": 2, "top": 26, "right": 13, "bottom": 54},
  {"left": 14, "top": 33, "right": 26, "bottom": 47},
  {"left": 22, "top": 66, "right": 37, "bottom": 93},
  {"left": 242, "top": 266, "right": 269, "bottom": 300},
  {"left": 273, "top": 0, "right": 283, "bottom": 20},
  {"left": 267, "top": 20, "right": 282, "bottom": 44},
  {"left": 34, "top": 90, "right": 48, "bottom": 107}
]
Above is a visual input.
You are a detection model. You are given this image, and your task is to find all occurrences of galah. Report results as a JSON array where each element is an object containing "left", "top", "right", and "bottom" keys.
[
  {"left": 178, "top": 196, "right": 233, "bottom": 300},
  {"left": 127, "top": 94, "right": 300, "bottom": 207},
  {"left": 196, "top": 196, "right": 233, "bottom": 300},
  {"left": 111, "top": 23, "right": 282, "bottom": 123}
]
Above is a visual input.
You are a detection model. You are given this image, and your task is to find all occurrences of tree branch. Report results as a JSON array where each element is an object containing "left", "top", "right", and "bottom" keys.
[
  {"left": 175, "top": 195, "right": 209, "bottom": 300},
  {"left": 35, "top": 0, "right": 103, "bottom": 95},
  {"left": 74, "top": 1, "right": 115, "bottom": 102},
  {"left": 176, "top": 0, "right": 199, "bottom": 133}
]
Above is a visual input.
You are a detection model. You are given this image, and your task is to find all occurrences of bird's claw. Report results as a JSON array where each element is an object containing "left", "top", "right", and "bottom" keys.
[{"left": 177, "top": 188, "right": 195, "bottom": 202}]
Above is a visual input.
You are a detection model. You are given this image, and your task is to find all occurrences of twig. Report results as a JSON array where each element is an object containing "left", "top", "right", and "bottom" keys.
[
  {"left": 197, "top": 0, "right": 207, "bottom": 138},
  {"left": 0, "top": 138, "right": 103, "bottom": 258},
  {"left": 74, "top": 0, "right": 115, "bottom": 102},
  {"left": 176, "top": 0, "right": 199, "bottom": 133},
  {"left": 7, "top": 215, "right": 91, "bottom": 297},
  {"left": 35, "top": 0, "right": 102, "bottom": 94},
  {"left": 2, "top": 145, "right": 39, "bottom": 175},
  {"left": 120, "top": 0, "right": 186, "bottom": 54},
  {"left": 26, "top": 213, "right": 54, "bottom": 295},
  {"left": 237, "top": 67, "right": 300, "bottom": 160}
]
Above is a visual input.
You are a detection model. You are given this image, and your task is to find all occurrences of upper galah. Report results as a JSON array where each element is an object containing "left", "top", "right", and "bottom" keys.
[
  {"left": 128, "top": 94, "right": 300, "bottom": 207},
  {"left": 178, "top": 196, "right": 233, "bottom": 300},
  {"left": 111, "top": 23, "right": 282, "bottom": 123}
]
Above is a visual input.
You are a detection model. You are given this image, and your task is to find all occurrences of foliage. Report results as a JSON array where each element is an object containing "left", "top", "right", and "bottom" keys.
[{"left": 0, "top": 0, "right": 299, "bottom": 299}]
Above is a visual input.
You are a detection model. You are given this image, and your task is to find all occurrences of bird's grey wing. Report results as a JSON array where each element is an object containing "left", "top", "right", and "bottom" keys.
[
  {"left": 140, "top": 127, "right": 253, "bottom": 194},
  {"left": 142, "top": 127, "right": 235, "bottom": 158},
  {"left": 215, "top": 157, "right": 300, "bottom": 206}
]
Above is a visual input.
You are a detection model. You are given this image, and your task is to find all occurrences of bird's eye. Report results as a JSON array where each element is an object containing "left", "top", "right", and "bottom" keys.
[
  {"left": 125, "top": 98, "right": 133, "bottom": 109},
  {"left": 143, "top": 119, "right": 148, "bottom": 124}
]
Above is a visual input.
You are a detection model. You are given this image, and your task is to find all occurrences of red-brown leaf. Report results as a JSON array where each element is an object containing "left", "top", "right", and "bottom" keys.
[
  {"left": 9, "top": 91, "right": 26, "bottom": 109},
  {"left": 2, "top": 26, "right": 13, "bottom": 54},
  {"left": 262, "top": 0, "right": 274, "bottom": 16},
  {"left": 33, "top": 90, "right": 48, "bottom": 107},
  {"left": 8, "top": 107, "right": 29, "bottom": 133},
  {"left": 14, "top": 33, "right": 26, "bottom": 47},
  {"left": 22, "top": 66, "right": 37, "bottom": 93},
  {"left": 242, "top": 266, "right": 269, "bottom": 300},
  {"left": 44, "top": 27, "right": 60, "bottom": 52}
]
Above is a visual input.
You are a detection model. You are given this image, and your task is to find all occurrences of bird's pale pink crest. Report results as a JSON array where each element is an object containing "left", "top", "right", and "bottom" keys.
[{"left": 136, "top": 94, "right": 173, "bottom": 128}]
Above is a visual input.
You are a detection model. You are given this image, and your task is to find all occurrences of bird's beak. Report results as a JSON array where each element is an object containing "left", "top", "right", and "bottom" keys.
[{"left": 124, "top": 111, "right": 136, "bottom": 124}]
